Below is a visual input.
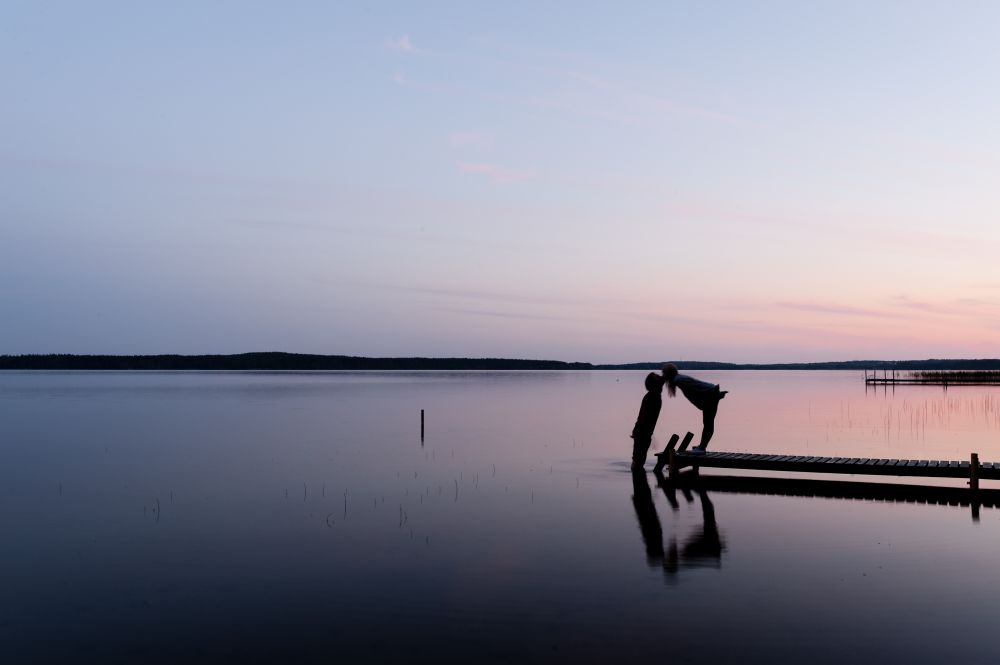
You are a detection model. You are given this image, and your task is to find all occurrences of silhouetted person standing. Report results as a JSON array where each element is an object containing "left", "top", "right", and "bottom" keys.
[
  {"left": 661, "top": 363, "right": 727, "bottom": 451},
  {"left": 630, "top": 372, "right": 664, "bottom": 470}
]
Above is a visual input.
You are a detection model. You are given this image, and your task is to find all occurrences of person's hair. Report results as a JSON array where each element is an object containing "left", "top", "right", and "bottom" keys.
[
  {"left": 644, "top": 372, "right": 663, "bottom": 392},
  {"left": 662, "top": 363, "right": 678, "bottom": 398}
]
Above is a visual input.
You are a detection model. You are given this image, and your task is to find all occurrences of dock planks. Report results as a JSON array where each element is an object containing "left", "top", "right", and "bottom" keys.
[{"left": 668, "top": 450, "right": 998, "bottom": 481}]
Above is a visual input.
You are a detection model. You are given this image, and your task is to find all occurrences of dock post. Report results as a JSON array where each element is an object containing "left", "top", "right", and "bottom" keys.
[
  {"left": 677, "top": 432, "right": 695, "bottom": 452},
  {"left": 668, "top": 448, "right": 677, "bottom": 481},
  {"left": 653, "top": 434, "right": 680, "bottom": 474},
  {"left": 970, "top": 452, "right": 980, "bottom": 492},
  {"left": 421, "top": 409, "right": 425, "bottom": 441}
]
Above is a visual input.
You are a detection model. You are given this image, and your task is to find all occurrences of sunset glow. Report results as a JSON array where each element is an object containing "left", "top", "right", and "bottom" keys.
[{"left": 3, "top": 2, "right": 1000, "bottom": 362}]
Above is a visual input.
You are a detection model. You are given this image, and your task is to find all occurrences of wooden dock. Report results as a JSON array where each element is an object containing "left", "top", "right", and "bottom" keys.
[
  {"left": 863, "top": 369, "right": 1000, "bottom": 386},
  {"left": 653, "top": 432, "right": 995, "bottom": 489},
  {"left": 865, "top": 377, "right": 1000, "bottom": 386}
]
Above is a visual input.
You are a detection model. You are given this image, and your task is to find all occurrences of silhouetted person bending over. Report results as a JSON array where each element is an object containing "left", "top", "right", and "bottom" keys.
[
  {"left": 630, "top": 372, "right": 665, "bottom": 470},
  {"left": 661, "top": 363, "right": 727, "bottom": 451}
]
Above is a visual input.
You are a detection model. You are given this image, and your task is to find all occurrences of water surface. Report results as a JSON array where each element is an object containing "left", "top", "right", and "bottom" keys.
[{"left": 2, "top": 370, "right": 1000, "bottom": 663}]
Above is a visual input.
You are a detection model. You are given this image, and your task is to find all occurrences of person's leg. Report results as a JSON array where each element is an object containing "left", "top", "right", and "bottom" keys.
[
  {"left": 699, "top": 402, "right": 718, "bottom": 449},
  {"left": 632, "top": 436, "right": 652, "bottom": 469}
]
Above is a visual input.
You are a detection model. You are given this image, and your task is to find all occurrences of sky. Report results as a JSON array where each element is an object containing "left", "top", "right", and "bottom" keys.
[{"left": 3, "top": 1, "right": 1000, "bottom": 363}]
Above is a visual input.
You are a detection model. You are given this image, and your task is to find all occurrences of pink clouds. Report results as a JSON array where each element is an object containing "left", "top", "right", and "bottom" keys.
[{"left": 777, "top": 301, "right": 905, "bottom": 319}]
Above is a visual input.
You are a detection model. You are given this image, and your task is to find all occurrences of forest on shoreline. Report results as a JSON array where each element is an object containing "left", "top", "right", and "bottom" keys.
[{"left": 3, "top": 353, "right": 1000, "bottom": 371}]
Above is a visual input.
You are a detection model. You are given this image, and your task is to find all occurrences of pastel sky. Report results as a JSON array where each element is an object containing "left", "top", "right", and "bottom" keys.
[{"left": 3, "top": 1, "right": 1000, "bottom": 363}]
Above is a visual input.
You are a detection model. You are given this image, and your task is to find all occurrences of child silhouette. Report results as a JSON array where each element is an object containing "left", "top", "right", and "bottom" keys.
[{"left": 630, "top": 372, "right": 665, "bottom": 470}]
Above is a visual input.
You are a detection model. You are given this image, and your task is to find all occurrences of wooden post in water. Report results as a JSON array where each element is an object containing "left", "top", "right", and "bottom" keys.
[
  {"left": 970, "top": 452, "right": 980, "bottom": 491},
  {"left": 421, "top": 409, "right": 425, "bottom": 441}
]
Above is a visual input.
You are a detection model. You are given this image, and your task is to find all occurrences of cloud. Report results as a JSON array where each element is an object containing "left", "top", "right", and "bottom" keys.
[
  {"left": 381, "top": 283, "right": 631, "bottom": 309},
  {"left": 457, "top": 162, "right": 533, "bottom": 184},
  {"left": 432, "top": 305, "right": 587, "bottom": 323},
  {"left": 777, "top": 301, "right": 905, "bottom": 319},
  {"left": 231, "top": 218, "right": 324, "bottom": 232},
  {"left": 386, "top": 40, "right": 737, "bottom": 133},
  {"left": 887, "top": 295, "right": 951, "bottom": 314},
  {"left": 466, "top": 37, "right": 737, "bottom": 125},
  {"left": 449, "top": 131, "right": 493, "bottom": 148},
  {"left": 662, "top": 202, "right": 803, "bottom": 229},
  {"left": 389, "top": 72, "right": 449, "bottom": 94},
  {"left": 386, "top": 35, "right": 421, "bottom": 53},
  {"left": 888, "top": 294, "right": 1000, "bottom": 319}
]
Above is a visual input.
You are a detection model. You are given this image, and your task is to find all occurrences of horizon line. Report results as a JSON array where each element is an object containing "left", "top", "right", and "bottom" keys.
[{"left": 2, "top": 352, "right": 1000, "bottom": 370}]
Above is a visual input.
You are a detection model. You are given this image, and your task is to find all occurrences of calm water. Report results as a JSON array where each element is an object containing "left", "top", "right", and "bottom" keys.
[{"left": 3, "top": 370, "right": 1000, "bottom": 663}]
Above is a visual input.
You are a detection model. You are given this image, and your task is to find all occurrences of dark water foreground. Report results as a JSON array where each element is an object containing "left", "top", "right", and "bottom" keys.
[{"left": 2, "top": 371, "right": 1000, "bottom": 663}]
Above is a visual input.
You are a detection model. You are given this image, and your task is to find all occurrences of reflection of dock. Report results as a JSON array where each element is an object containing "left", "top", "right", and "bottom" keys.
[
  {"left": 655, "top": 433, "right": 996, "bottom": 489},
  {"left": 657, "top": 472, "right": 999, "bottom": 521}
]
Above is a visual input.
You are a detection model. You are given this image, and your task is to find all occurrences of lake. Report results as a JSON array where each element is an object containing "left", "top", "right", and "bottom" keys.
[{"left": 3, "top": 370, "right": 1000, "bottom": 663}]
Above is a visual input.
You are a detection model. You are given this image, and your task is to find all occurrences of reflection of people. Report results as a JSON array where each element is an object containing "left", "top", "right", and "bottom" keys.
[
  {"left": 630, "top": 372, "right": 665, "bottom": 470},
  {"left": 631, "top": 470, "right": 725, "bottom": 578},
  {"left": 661, "top": 363, "right": 728, "bottom": 451},
  {"left": 631, "top": 469, "right": 665, "bottom": 565},
  {"left": 664, "top": 488, "right": 723, "bottom": 574}
]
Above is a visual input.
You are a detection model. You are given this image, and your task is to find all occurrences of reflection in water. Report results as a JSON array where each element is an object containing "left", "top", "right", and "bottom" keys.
[
  {"left": 631, "top": 468, "right": 1000, "bottom": 583},
  {"left": 673, "top": 472, "right": 1000, "bottom": 522},
  {"left": 631, "top": 469, "right": 665, "bottom": 564},
  {"left": 7, "top": 371, "right": 1000, "bottom": 662},
  {"left": 631, "top": 469, "right": 725, "bottom": 579},
  {"left": 665, "top": 483, "right": 724, "bottom": 575}
]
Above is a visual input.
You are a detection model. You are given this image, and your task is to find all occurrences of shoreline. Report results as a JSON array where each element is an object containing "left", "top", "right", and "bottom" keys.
[{"left": 3, "top": 353, "right": 1000, "bottom": 372}]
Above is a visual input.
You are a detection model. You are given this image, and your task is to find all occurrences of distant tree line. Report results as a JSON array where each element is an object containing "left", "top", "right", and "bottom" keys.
[
  {"left": 0, "top": 353, "right": 593, "bottom": 371},
  {"left": 2, "top": 353, "right": 1000, "bottom": 371}
]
